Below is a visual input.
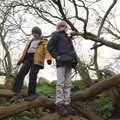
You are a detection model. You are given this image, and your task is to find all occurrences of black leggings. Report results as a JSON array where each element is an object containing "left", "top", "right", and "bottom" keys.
[{"left": 12, "top": 54, "right": 40, "bottom": 95}]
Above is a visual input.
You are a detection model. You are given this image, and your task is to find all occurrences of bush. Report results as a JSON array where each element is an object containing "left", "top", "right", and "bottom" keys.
[
  {"left": 72, "top": 80, "right": 87, "bottom": 91},
  {"left": 37, "top": 79, "right": 50, "bottom": 86},
  {"left": 0, "top": 84, "right": 7, "bottom": 89},
  {"left": 36, "top": 80, "right": 55, "bottom": 98},
  {"left": 95, "top": 92, "right": 114, "bottom": 119},
  {"left": 50, "top": 81, "right": 56, "bottom": 88}
]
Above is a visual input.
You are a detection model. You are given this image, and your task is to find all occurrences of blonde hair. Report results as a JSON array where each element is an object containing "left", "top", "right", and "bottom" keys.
[{"left": 56, "top": 21, "right": 68, "bottom": 32}]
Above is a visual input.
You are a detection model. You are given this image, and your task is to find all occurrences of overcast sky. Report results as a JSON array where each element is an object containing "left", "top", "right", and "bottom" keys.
[{"left": 1, "top": 0, "right": 120, "bottom": 84}]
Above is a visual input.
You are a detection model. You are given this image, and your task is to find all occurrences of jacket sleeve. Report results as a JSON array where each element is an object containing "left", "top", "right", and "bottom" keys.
[
  {"left": 44, "top": 40, "right": 53, "bottom": 60},
  {"left": 47, "top": 33, "right": 59, "bottom": 58},
  {"left": 17, "top": 40, "right": 32, "bottom": 65}
]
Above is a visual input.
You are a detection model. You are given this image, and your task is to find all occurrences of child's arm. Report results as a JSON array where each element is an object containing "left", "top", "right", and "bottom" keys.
[
  {"left": 47, "top": 33, "right": 59, "bottom": 59},
  {"left": 44, "top": 40, "right": 53, "bottom": 65}
]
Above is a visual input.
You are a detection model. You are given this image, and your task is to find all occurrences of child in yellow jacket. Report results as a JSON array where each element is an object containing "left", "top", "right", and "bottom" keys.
[{"left": 11, "top": 26, "right": 52, "bottom": 102}]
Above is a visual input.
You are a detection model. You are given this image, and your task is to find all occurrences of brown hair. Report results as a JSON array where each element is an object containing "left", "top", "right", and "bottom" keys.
[{"left": 31, "top": 26, "right": 42, "bottom": 36}]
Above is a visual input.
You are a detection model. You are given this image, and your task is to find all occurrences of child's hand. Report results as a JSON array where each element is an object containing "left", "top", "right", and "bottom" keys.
[
  {"left": 56, "top": 56, "right": 61, "bottom": 60},
  {"left": 47, "top": 60, "right": 52, "bottom": 65},
  {"left": 17, "top": 61, "right": 21, "bottom": 66},
  {"left": 70, "top": 31, "right": 77, "bottom": 36}
]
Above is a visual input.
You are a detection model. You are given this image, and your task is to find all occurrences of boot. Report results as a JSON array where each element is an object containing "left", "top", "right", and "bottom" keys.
[
  {"left": 10, "top": 94, "right": 21, "bottom": 103},
  {"left": 65, "top": 104, "right": 76, "bottom": 115},
  {"left": 24, "top": 94, "right": 38, "bottom": 101},
  {"left": 56, "top": 104, "right": 69, "bottom": 116}
]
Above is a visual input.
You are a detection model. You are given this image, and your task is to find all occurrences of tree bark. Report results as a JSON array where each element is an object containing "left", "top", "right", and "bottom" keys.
[{"left": 110, "top": 86, "right": 120, "bottom": 117}]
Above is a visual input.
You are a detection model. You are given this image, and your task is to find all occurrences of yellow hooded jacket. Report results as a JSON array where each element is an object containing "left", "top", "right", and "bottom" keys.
[{"left": 17, "top": 39, "right": 52, "bottom": 67}]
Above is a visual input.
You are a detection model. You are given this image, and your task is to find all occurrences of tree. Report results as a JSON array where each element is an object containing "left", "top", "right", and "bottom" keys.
[
  {"left": 0, "top": 0, "right": 120, "bottom": 119},
  {"left": 0, "top": 0, "right": 28, "bottom": 87}
]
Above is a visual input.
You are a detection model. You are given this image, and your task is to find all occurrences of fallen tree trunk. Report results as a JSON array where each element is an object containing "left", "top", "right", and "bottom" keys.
[
  {"left": 40, "top": 113, "right": 87, "bottom": 120},
  {"left": 0, "top": 94, "right": 54, "bottom": 119},
  {"left": 73, "top": 102, "right": 104, "bottom": 120},
  {"left": 72, "top": 74, "right": 120, "bottom": 100},
  {"left": 0, "top": 89, "right": 27, "bottom": 98},
  {"left": 0, "top": 74, "right": 120, "bottom": 119},
  {"left": 110, "top": 86, "right": 120, "bottom": 117}
]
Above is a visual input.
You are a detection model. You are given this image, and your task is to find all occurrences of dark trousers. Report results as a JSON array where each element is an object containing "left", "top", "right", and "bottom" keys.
[{"left": 12, "top": 54, "right": 40, "bottom": 95}]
